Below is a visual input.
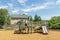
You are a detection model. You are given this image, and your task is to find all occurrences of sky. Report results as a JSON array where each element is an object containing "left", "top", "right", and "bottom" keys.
[{"left": 0, "top": 0, "right": 60, "bottom": 20}]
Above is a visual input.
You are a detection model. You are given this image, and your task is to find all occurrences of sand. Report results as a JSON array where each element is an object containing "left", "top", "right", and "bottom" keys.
[{"left": 0, "top": 30, "right": 60, "bottom": 40}]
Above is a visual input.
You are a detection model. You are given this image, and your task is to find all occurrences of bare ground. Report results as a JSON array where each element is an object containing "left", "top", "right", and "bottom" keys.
[{"left": 0, "top": 30, "right": 60, "bottom": 40}]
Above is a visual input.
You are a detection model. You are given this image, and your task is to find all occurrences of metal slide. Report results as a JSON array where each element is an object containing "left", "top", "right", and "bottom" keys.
[{"left": 42, "top": 26, "right": 48, "bottom": 34}]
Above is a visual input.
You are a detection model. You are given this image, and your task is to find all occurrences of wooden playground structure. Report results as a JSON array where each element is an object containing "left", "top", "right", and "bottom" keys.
[{"left": 14, "top": 20, "right": 48, "bottom": 34}]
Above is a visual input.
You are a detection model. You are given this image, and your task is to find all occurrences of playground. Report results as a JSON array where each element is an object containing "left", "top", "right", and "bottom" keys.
[{"left": 0, "top": 30, "right": 60, "bottom": 40}]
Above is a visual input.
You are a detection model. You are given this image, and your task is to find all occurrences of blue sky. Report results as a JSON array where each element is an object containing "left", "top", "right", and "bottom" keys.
[{"left": 0, "top": 0, "right": 60, "bottom": 20}]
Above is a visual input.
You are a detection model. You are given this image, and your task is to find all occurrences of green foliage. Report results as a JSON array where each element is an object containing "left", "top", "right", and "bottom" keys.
[
  {"left": 6, "top": 16, "right": 11, "bottom": 25},
  {"left": 28, "top": 16, "right": 33, "bottom": 21},
  {"left": 22, "top": 14, "right": 26, "bottom": 15},
  {"left": 33, "top": 14, "right": 41, "bottom": 22},
  {"left": 0, "top": 9, "right": 8, "bottom": 25},
  {"left": 0, "top": 9, "right": 11, "bottom": 26},
  {"left": 47, "top": 16, "right": 60, "bottom": 29},
  {"left": 0, "top": 16, "right": 5, "bottom": 25}
]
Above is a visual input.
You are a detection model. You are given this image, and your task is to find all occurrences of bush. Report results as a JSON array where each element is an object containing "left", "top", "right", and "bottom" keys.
[{"left": 47, "top": 16, "right": 60, "bottom": 29}]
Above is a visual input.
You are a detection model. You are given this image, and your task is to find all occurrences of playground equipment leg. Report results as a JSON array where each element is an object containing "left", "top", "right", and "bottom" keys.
[
  {"left": 27, "top": 27, "right": 32, "bottom": 34},
  {"left": 27, "top": 27, "right": 29, "bottom": 34},
  {"left": 25, "top": 29, "right": 26, "bottom": 33},
  {"left": 30, "top": 27, "right": 32, "bottom": 34}
]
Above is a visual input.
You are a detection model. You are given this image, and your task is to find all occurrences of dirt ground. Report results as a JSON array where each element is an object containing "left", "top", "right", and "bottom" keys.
[{"left": 0, "top": 30, "right": 60, "bottom": 40}]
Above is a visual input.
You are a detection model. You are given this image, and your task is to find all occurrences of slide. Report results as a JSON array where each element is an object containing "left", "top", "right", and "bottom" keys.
[{"left": 42, "top": 26, "right": 48, "bottom": 34}]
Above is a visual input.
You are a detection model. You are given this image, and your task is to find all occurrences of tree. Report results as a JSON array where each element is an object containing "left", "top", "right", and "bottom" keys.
[
  {"left": 0, "top": 9, "right": 8, "bottom": 25},
  {"left": 28, "top": 16, "right": 33, "bottom": 21},
  {"left": 47, "top": 16, "right": 60, "bottom": 29},
  {"left": 6, "top": 16, "right": 11, "bottom": 25},
  {"left": 0, "top": 9, "right": 11, "bottom": 26},
  {"left": 33, "top": 14, "right": 41, "bottom": 22}
]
